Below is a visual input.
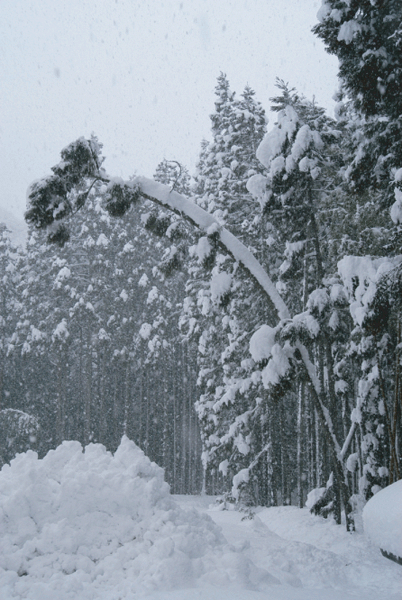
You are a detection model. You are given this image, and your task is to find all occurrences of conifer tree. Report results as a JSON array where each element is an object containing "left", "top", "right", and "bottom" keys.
[
  {"left": 313, "top": 0, "right": 402, "bottom": 501},
  {"left": 247, "top": 82, "right": 360, "bottom": 523},
  {"left": 182, "top": 75, "right": 280, "bottom": 501},
  {"left": 313, "top": 1, "right": 402, "bottom": 209}
]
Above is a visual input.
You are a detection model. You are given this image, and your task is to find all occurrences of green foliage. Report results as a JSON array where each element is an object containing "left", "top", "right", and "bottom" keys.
[
  {"left": 26, "top": 137, "right": 103, "bottom": 233},
  {"left": 104, "top": 181, "right": 141, "bottom": 217},
  {"left": 54, "top": 137, "right": 102, "bottom": 186},
  {"left": 143, "top": 211, "right": 172, "bottom": 237},
  {"left": 313, "top": 1, "right": 402, "bottom": 207},
  {"left": 313, "top": 1, "right": 402, "bottom": 120},
  {"left": 25, "top": 175, "right": 71, "bottom": 229}
]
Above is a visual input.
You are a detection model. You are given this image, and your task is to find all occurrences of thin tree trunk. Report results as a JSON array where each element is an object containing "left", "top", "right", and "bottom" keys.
[{"left": 297, "top": 382, "right": 304, "bottom": 508}]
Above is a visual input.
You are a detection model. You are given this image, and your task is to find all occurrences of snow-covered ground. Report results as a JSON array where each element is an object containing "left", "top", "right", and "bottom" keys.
[{"left": 1, "top": 438, "right": 401, "bottom": 600}]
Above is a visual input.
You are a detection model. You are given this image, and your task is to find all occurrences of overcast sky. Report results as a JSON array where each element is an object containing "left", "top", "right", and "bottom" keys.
[{"left": 1, "top": 0, "right": 338, "bottom": 226}]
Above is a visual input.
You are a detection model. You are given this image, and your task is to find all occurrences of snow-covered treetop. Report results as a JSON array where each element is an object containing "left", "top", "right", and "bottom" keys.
[{"left": 313, "top": 0, "right": 402, "bottom": 120}]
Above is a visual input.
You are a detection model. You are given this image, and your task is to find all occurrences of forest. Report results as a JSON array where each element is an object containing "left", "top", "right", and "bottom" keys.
[{"left": 1, "top": 1, "right": 401, "bottom": 530}]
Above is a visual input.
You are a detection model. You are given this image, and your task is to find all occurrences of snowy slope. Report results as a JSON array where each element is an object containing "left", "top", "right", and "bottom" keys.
[{"left": 1, "top": 439, "right": 401, "bottom": 600}]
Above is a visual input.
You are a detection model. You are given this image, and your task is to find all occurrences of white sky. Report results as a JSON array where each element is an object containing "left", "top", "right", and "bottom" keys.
[{"left": 0, "top": 0, "right": 338, "bottom": 221}]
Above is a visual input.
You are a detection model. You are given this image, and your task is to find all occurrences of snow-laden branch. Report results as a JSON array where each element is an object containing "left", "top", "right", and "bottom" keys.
[{"left": 135, "top": 176, "right": 290, "bottom": 321}]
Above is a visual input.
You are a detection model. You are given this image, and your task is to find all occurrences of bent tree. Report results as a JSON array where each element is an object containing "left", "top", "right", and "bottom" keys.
[{"left": 26, "top": 136, "right": 355, "bottom": 528}]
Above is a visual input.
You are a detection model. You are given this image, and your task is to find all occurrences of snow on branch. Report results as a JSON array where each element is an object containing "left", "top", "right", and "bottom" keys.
[
  {"left": 135, "top": 176, "right": 290, "bottom": 320},
  {"left": 26, "top": 143, "right": 289, "bottom": 319}
]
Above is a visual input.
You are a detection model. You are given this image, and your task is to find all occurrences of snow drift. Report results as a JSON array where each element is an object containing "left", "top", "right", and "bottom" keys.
[{"left": 0, "top": 437, "right": 276, "bottom": 599}]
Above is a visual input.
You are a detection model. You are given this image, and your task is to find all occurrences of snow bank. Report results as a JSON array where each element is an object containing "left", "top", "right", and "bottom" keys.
[
  {"left": 363, "top": 480, "right": 402, "bottom": 559},
  {"left": 0, "top": 437, "right": 274, "bottom": 599}
]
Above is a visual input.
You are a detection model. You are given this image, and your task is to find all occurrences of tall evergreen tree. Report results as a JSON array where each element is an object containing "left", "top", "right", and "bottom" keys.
[
  {"left": 182, "top": 76, "right": 285, "bottom": 502},
  {"left": 313, "top": 1, "right": 402, "bottom": 209},
  {"left": 247, "top": 81, "right": 362, "bottom": 523},
  {"left": 313, "top": 0, "right": 402, "bottom": 502}
]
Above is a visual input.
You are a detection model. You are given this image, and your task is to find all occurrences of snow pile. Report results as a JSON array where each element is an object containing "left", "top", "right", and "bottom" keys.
[
  {"left": 0, "top": 437, "right": 275, "bottom": 600},
  {"left": 363, "top": 480, "right": 402, "bottom": 559},
  {"left": 249, "top": 324, "right": 277, "bottom": 363},
  {"left": 210, "top": 271, "right": 232, "bottom": 304}
]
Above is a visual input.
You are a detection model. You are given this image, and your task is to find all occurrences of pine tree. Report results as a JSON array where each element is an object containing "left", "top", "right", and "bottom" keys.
[
  {"left": 247, "top": 81, "right": 361, "bottom": 523},
  {"left": 182, "top": 75, "right": 285, "bottom": 503},
  {"left": 313, "top": 0, "right": 402, "bottom": 501},
  {"left": 313, "top": 1, "right": 402, "bottom": 209}
]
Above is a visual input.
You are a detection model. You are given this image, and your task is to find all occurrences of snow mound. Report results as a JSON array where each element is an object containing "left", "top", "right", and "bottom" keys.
[
  {"left": 249, "top": 324, "right": 277, "bottom": 362},
  {"left": 363, "top": 480, "right": 402, "bottom": 559},
  {"left": 0, "top": 437, "right": 275, "bottom": 599}
]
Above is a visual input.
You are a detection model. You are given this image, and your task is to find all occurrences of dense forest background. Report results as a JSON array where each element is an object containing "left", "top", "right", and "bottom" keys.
[{"left": 1, "top": 1, "right": 401, "bottom": 527}]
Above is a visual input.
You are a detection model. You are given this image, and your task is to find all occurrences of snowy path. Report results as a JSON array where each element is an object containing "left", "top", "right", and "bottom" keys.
[{"left": 169, "top": 495, "right": 402, "bottom": 600}]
